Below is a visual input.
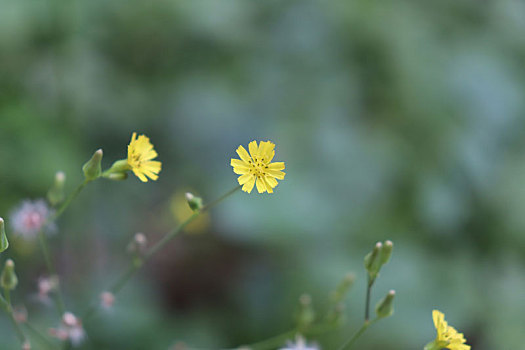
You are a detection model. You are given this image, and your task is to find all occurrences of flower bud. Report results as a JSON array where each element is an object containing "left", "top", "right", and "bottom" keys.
[
  {"left": 82, "top": 149, "right": 103, "bottom": 181},
  {"left": 375, "top": 289, "right": 395, "bottom": 319},
  {"left": 296, "top": 294, "right": 315, "bottom": 329},
  {"left": 127, "top": 233, "right": 148, "bottom": 266},
  {"left": 103, "top": 159, "right": 131, "bottom": 180},
  {"left": 0, "top": 218, "right": 8, "bottom": 253},
  {"left": 364, "top": 242, "right": 382, "bottom": 280},
  {"left": 379, "top": 240, "right": 393, "bottom": 266},
  {"left": 47, "top": 171, "right": 66, "bottom": 206},
  {"left": 185, "top": 193, "right": 203, "bottom": 212},
  {"left": 331, "top": 273, "right": 355, "bottom": 303},
  {"left": 22, "top": 340, "right": 31, "bottom": 350},
  {"left": 1, "top": 259, "right": 18, "bottom": 290}
]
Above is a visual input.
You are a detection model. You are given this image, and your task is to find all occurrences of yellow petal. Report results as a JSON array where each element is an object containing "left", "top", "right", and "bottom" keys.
[
  {"left": 267, "top": 170, "right": 285, "bottom": 180},
  {"left": 268, "top": 162, "right": 285, "bottom": 170},
  {"left": 265, "top": 176, "right": 278, "bottom": 188},
  {"left": 255, "top": 177, "right": 266, "bottom": 193},
  {"left": 237, "top": 173, "right": 253, "bottom": 185},
  {"left": 231, "top": 159, "right": 249, "bottom": 168},
  {"left": 262, "top": 177, "right": 273, "bottom": 193},
  {"left": 248, "top": 141, "right": 259, "bottom": 159},
  {"left": 132, "top": 168, "right": 148, "bottom": 182},
  {"left": 242, "top": 177, "right": 255, "bottom": 193},
  {"left": 236, "top": 146, "right": 251, "bottom": 163}
]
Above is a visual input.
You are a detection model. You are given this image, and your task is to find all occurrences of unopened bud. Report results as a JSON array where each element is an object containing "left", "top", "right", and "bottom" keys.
[
  {"left": 331, "top": 273, "right": 355, "bottom": 303},
  {"left": 0, "top": 218, "right": 8, "bottom": 253},
  {"left": 22, "top": 340, "right": 31, "bottom": 350},
  {"left": 379, "top": 240, "right": 393, "bottom": 266},
  {"left": 375, "top": 290, "right": 395, "bottom": 319},
  {"left": 185, "top": 193, "right": 203, "bottom": 212},
  {"left": 82, "top": 149, "right": 103, "bottom": 181},
  {"left": 1, "top": 259, "right": 18, "bottom": 290},
  {"left": 127, "top": 233, "right": 148, "bottom": 266},
  {"left": 47, "top": 172, "right": 66, "bottom": 206},
  {"left": 364, "top": 242, "right": 382, "bottom": 280},
  {"left": 296, "top": 294, "right": 315, "bottom": 329}
]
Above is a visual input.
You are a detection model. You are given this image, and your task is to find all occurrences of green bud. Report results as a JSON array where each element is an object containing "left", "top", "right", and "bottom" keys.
[
  {"left": 0, "top": 218, "right": 8, "bottom": 253},
  {"left": 296, "top": 294, "right": 315, "bottom": 329},
  {"left": 47, "top": 171, "right": 66, "bottom": 206},
  {"left": 375, "top": 289, "right": 395, "bottom": 319},
  {"left": 1, "top": 259, "right": 18, "bottom": 290},
  {"left": 103, "top": 159, "right": 131, "bottom": 180},
  {"left": 364, "top": 242, "right": 382, "bottom": 280},
  {"left": 82, "top": 149, "right": 103, "bottom": 181},
  {"left": 379, "top": 240, "right": 393, "bottom": 266},
  {"left": 185, "top": 193, "right": 203, "bottom": 212},
  {"left": 331, "top": 273, "right": 355, "bottom": 303},
  {"left": 424, "top": 340, "right": 449, "bottom": 350}
]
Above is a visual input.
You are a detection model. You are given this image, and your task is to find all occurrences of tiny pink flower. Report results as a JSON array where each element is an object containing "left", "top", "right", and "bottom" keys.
[
  {"left": 35, "top": 276, "right": 59, "bottom": 305},
  {"left": 100, "top": 291, "right": 115, "bottom": 310},
  {"left": 50, "top": 312, "right": 86, "bottom": 346},
  {"left": 10, "top": 200, "right": 55, "bottom": 239},
  {"left": 280, "top": 335, "right": 319, "bottom": 350}
]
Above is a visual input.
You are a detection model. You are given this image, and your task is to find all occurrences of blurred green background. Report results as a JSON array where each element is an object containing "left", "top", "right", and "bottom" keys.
[{"left": 1, "top": 0, "right": 525, "bottom": 349}]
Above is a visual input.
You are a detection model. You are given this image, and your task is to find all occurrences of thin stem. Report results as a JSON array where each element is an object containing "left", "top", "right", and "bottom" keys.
[
  {"left": 24, "top": 322, "right": 56, "bottom": 350},
  {"left": 83, "top": 185, "right": 241, "bottom": 321},
  {"left": 337, "top": 319, "right": 377, "bottom": 350},
  {"left": 0, "top": 291, "right": 28, "bottom": 345},
  {"left": 241, "top": 330, "right": 296, "bottom": 350},
  {"left": 38, "top": 231, "right": 66, "bottom": 315},
  {"left": 36, "top": 180, "right": 89, "bottom": 317},
  {"left": 201, "top": 185, "right": 241, "bottom": 212},
  {"left": 364, "top": 277, "right": 372, "bottom": 321},
  {"left": 52, "top": 180, "right": 88, "bottom": 221}
]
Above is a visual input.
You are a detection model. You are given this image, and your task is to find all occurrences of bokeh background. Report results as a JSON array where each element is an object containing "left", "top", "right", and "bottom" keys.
[{"left": 1, "top": 0, "right": 525, "bottom": 349}]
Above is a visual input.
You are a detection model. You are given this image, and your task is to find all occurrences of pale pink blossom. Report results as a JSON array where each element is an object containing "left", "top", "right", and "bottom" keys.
[
  {"left": 49, "top": 312, "right": 85, "bottom": 346},
  {"left": 280, "top": 335, "right": 319, "bottom": 350},
  {"left": 10, "top": 200, "right": 55, "bottom": 239}
]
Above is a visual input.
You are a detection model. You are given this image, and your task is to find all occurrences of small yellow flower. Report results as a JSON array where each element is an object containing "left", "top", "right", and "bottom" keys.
[
  {"left": 127, "top": 132, "right": 162, "bottom": 182},
  {"left": 431, "top": 310, "right": 470, "bottom": 350},
  {"left": 230, "top": 141, "right": 285, "bottom": 193}
]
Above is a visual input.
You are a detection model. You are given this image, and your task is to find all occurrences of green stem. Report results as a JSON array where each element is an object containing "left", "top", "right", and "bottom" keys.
[
  {"left": 83, "top": 186, "right": 241, "bottom": 321},
  {"left": 37, "top": 180, "right": 90, "bottom": 317},
  {"left": 0, "top": 291, "right": 27, "bottom": 345},
  {"left": 52, "top": 180, "right": 88, "bottom": 221},
  {"left": 337, "top": 319, "right": 377, "bottom": 350},
  {"left": 365, "top": 277, "right": 372, "bottom": 321},
  {"left": 38, "top": 231, "right": 66, "bottom": 315},
  {"left": 242, "top": 330, "right": 296, "bottom": 350}
]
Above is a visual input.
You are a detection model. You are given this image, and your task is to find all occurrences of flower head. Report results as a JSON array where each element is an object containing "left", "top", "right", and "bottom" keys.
[
  {"left": 10, "top": 200, "right": 55, "bottom": 240},
  {"left": 280, "top": 335, "right": 319, "bottom": 350},
  {"left": 127, "top": 132, "right": 162, "bottom": 182},
  {"left": 49, "top": 312, "right": 85, "bottom": 347},
  {"left": 428, "top": 310, "right": 470, "bottom": 350},
  {"left": 230, "top": 140, "right": 286, "bottom": 193}
]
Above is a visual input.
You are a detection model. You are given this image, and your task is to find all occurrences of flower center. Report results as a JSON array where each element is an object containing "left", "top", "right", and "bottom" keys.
[{"left": 249, "top": 156, "right": 269, "bottom": 178}]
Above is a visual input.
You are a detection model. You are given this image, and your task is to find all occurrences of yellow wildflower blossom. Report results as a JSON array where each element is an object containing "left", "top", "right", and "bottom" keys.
[
  {"left": 230, "top": 141, "right": 285, "bottom": 193},
  {"left": 430, "top": 310, "right": 470, "bottom": 350},
  {"left": 127, "top": 133, "right": 162, "bottom": 182}
]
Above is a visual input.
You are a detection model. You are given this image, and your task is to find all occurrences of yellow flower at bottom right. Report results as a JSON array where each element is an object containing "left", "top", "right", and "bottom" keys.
[{"left": 431, "top": 310, "right": 470, "bottom": 350}]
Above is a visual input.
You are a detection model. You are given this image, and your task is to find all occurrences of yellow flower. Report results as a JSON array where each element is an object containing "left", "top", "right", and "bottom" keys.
[
  {"left": 127, "top": 132, "right": 162, "bottom": 182},
  {"left": 431, "top": 310, "right": 470, "bottom": 350},
  {"left": 230, "top": 141, "right": 285, "bottom": 193}
]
